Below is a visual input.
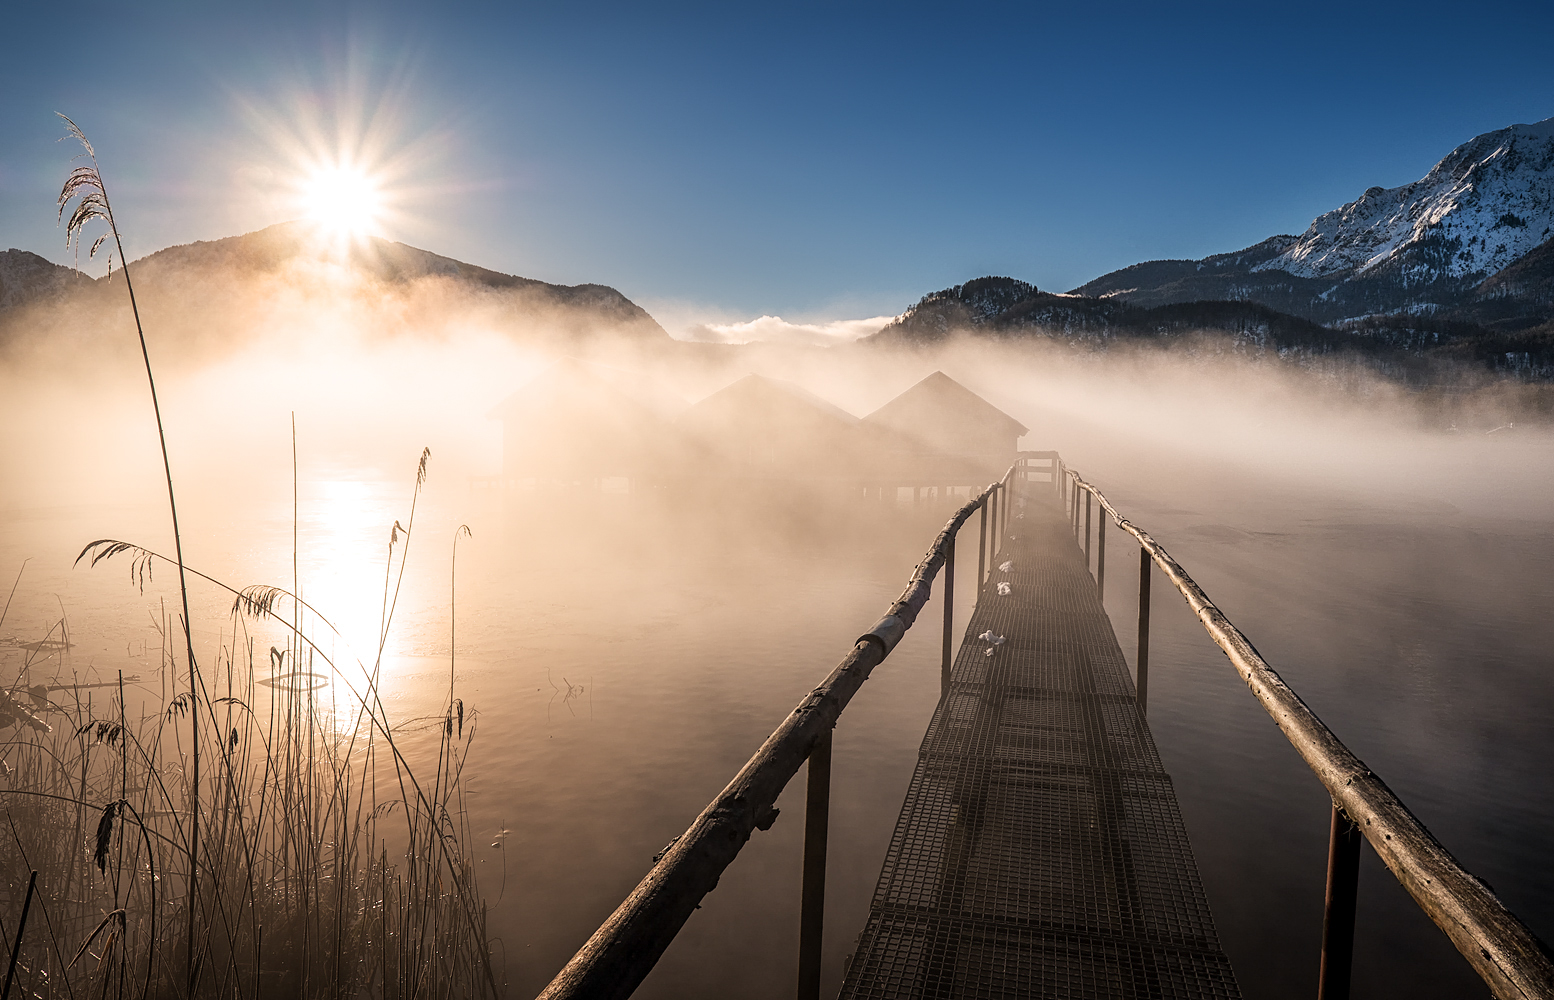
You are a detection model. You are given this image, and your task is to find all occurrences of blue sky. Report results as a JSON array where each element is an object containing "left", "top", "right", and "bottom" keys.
[{"left": 3, "top": 0, "right": 1552, "bottom": 328}]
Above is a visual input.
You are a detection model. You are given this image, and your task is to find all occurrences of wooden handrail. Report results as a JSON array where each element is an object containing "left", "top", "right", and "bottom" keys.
[
  {"left": 537, "top": 472, "right": 1012, "bottom": 1000},
  {"left": 1065, "top": 467, "right": 1554, "bottom": 1000}
]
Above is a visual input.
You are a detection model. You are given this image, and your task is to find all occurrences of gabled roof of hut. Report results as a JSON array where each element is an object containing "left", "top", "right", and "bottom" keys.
[
  {"left": 864, "top": 371, "right": 1028, "bottom": 441},
  {"left": 679, "top": 373, "right": 862, "bottom": 428}
]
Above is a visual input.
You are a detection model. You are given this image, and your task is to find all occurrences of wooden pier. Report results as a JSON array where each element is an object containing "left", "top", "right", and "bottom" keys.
[
  {"left": 538, "top": 455, "right": 1554, "bottom": 1000},
  {"left": 837, "top": 486, "right": 1238, "bottom": 998}
]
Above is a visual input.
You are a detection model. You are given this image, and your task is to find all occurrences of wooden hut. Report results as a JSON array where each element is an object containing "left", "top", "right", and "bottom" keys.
[
  {"left": 675, "top": 374, "right": 900, "bottom": 482},
  {"left": 863, "top": 371, "right": 1028, "bottom": 485},
  {"left": 487, "top": 357, "right": 687, "bottom": 487}
]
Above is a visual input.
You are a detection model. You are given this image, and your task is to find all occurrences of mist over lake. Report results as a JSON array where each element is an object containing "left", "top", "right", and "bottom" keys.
[{"left": 4, "top": 320, "right": 1551, "bottom": 997}]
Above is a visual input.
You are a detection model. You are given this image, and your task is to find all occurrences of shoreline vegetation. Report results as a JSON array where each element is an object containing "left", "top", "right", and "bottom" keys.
[
  {"left": 0, "top": 119, "right": 498, "bottom": 999},
  {"left": 1, "top": 530, "right": 498, "bottom": 998}
]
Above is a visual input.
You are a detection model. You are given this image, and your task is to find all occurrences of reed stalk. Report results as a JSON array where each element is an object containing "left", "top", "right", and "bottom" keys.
[{"left": 55, "top": 115, "right": 203, "bottom": 992}]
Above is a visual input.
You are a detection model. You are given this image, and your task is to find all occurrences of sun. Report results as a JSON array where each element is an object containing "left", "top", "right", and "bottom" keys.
[{"left": 298, "top": 163, "right": 385, "bottom": 241}]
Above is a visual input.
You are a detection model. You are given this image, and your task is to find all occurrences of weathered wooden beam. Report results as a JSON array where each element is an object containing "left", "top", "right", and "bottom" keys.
[{"left": 1068, "top": 472, "right": 1554, "bottom": 1000}]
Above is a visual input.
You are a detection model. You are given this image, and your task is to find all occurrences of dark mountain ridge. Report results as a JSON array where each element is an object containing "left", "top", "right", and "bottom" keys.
[
  {"left": 0, "top": 222, "right": 667, "bottom": 352},
  {"left": 0, "top": 249, "right": 93, "bottom": 311},
  {"left": 874, "top": 277, "right": 1353, "bottom": 350},
  {"left": 868, "top": 275, "right": 1553, "bottom": 381}
]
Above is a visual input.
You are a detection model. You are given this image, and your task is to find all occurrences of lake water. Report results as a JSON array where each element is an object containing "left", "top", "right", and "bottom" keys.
[{"left": 2, "top": 435, "right": 1551, "bottom": 999}]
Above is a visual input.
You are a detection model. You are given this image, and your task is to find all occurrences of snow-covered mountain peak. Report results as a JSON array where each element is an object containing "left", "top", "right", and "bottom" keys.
[{"left": 1256, "top": 116, "right": 1554, "bottom": 282}]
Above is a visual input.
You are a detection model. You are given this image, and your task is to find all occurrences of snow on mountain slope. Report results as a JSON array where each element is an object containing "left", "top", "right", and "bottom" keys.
[{"left": 1258, "top": 117, "right": 1554, "bottom": 281}]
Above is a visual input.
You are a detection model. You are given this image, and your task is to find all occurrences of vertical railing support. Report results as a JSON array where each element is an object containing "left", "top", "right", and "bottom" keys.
[
  {"left": 797, "top": 733, "right": 833, "bottom": 1000},
  {"left": 1084, "top": 492, "right": 1092, "bottom": 570},
  {"left": 1072, "top": 482, "right": 1080, "bottom": 537},
  {"left": 993, "top": 486, "right": 1001, "bottom": 563},
  {"left": 977, "top": 500, "right": 987, "bottom": 589},
  {"left": 992, "top": 484, "right": 1001, "bottom": 558},
  {"left": 1097, "top": 511, "right": 1106, "bottom": 603},
  {"left": 941, "top": 536, "right": 955, "bottom": 694},
  {"left": 1001, "top": 477, "right": 1008, "bottom": 541},
  {"left": 1137, "top": 546, "right": 1150, "bottom": 714},
  {"left": 1318, "top": 804, "right": 1363, "bottom": 1000}
]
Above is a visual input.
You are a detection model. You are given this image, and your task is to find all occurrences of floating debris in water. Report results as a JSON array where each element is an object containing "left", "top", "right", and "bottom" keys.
[
  {"left": 258, "top": 671, "right": 330, "bottom": 691},
  {"left": 999, "top": 561, "right": 1012, "bottom": 573},
  {"left": 0, "top": 689, "right": 51, "bottom": 733},
  {"left": 996, "top": 581, "right": 1012, "bottom": 596}
]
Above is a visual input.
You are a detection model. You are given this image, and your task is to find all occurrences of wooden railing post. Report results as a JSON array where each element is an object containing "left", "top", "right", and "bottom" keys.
[
  {"left": 977, "top": 500, "right": 987, "bottom": 589},
  {"left": 1084, "top": 491, "right": 1092, "bottom": 570},
  {"left": 1318, "top": 804, "right": 1363, "bottom": 1000},
  {"left": 796, "top": 733, "right": 833, "bottom": 1000},
  {"left": 988, "top": 484, "right": 1000, "bottom": 555},
  {"left": 992, "top": 484, "right": 1001, "bottom": 557},
  {"left": 1097, "top": 511, "right": 1106, "bottom": 603},
  {"left": 1000, "top": 479, "right": 1007, "bottom": 544},
  {"left": 1137, "top": 546, "right": 1150, "bottom": 715},
  {"left": 941, "top": 535, "right": 955, "bottom": 694},
  {"left": 992, "top": 486, "right": 999, "bottom": 564}
]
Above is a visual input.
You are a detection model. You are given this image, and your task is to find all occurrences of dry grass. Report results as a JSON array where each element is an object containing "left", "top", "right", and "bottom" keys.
[{"left": 0, "top": 454, "right": 498, "bottom": 998}]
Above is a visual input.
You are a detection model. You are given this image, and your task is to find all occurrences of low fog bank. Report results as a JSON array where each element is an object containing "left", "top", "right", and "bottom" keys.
[
  {"left": 4, "top": 282, "right": 1554, "bottom": 519},
  {"left": 6, "top": 302, "right": 1551, "bottom": 695}
]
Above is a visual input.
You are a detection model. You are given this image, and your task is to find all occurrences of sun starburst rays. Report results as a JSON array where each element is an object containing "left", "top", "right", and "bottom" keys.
[{"left": 231, "top": 65, "right": 428, "bottom": 254}]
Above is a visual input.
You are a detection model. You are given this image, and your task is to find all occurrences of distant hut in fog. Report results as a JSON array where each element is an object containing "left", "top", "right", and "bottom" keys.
[
  {"left": 488, "top": 357, "right": 687, "bottom": 487},
  {"left": 676, "top": 374, "right": 898, "bottom": 481},
  {"left": 864, "top": 371, "right": 1028, "bottom": 484}
]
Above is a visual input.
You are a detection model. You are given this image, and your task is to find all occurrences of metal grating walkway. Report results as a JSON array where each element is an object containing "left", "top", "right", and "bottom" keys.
[{"left": 838, "top": 488, "right": 1240, "bottom": 1000}]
